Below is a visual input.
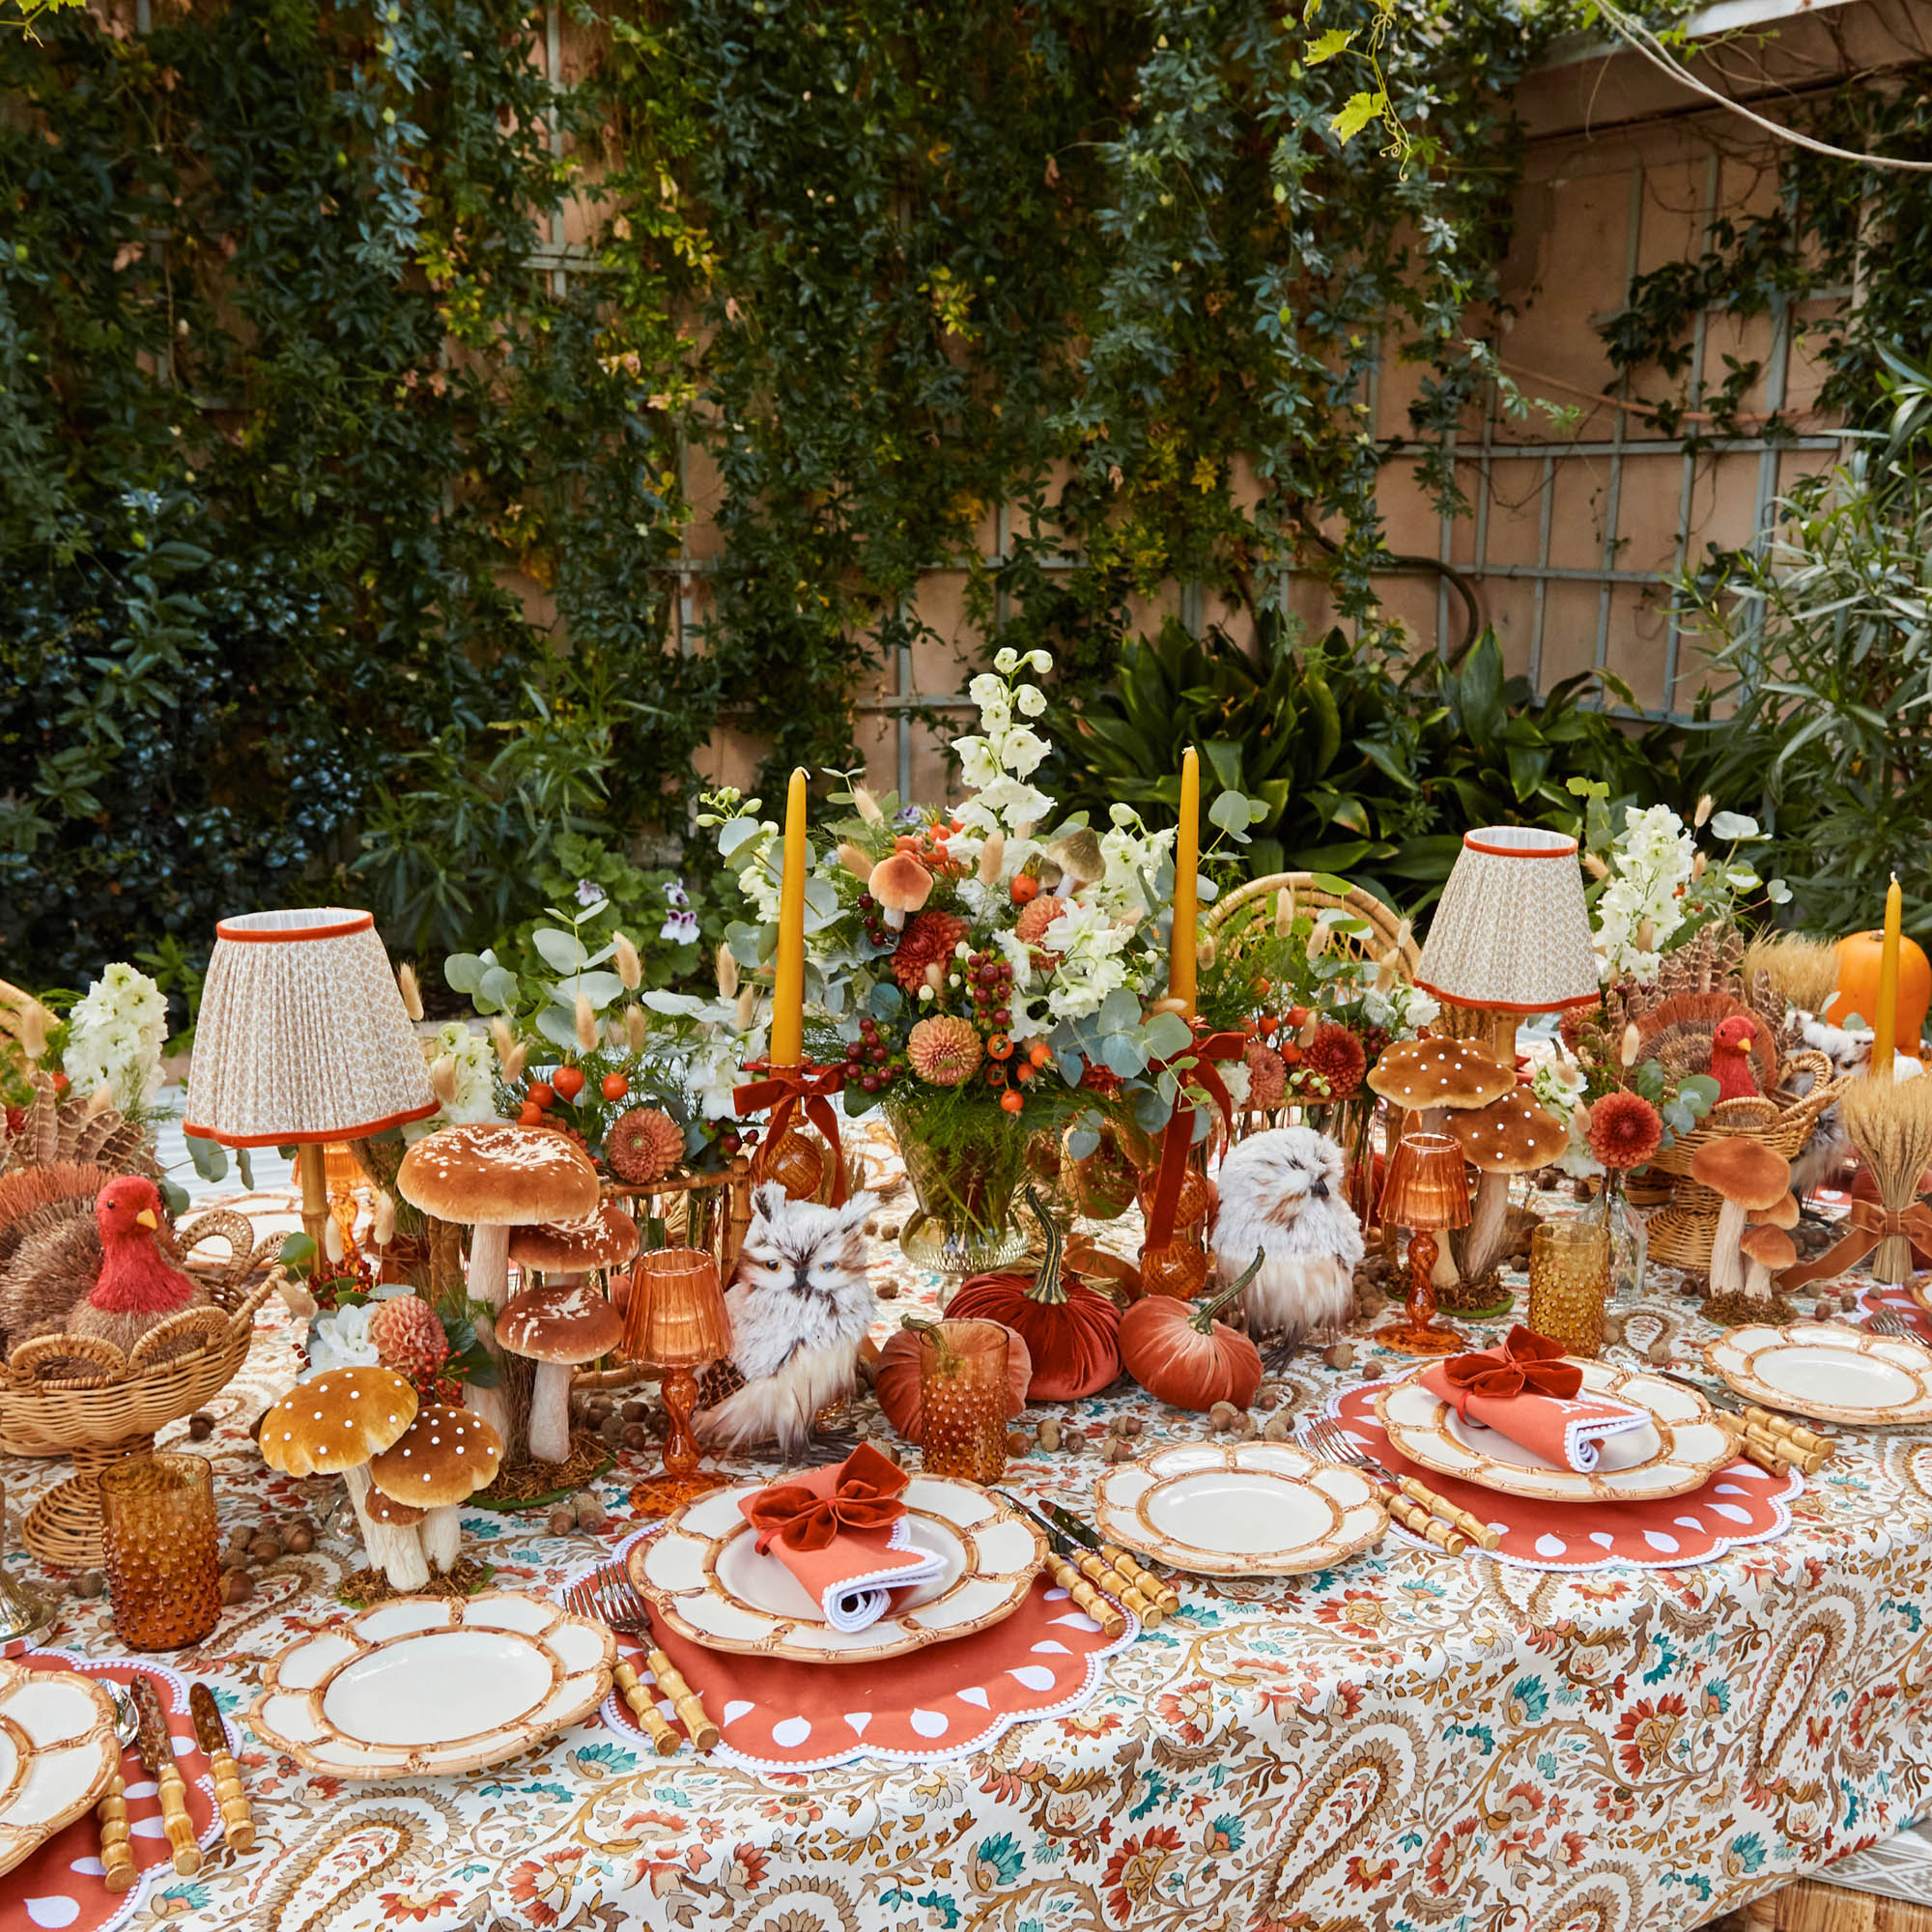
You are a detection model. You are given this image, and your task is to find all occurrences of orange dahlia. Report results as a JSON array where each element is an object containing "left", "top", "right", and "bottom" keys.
[
  {"left": 1243, "top": 1039, "right": 1288, "bottom": 1110},
  {"left": 605, "top": 1106, "right": 686, "bottom": 1183},
  {"left": 892, "top": 910, "right": 971, "bottom": 994},
  {"left": 1303, "top": 1022, "right": 1367, "bottom": 1099},
  {"left": 1587, "top": 1090, "right": 1662, "bottom": 1171},
  {"left": 907, "top": 1015, "right": 983, "bottom": 1087},
  {"left": 369, "top": 1294, "right": 449, "bottom": 1384}
]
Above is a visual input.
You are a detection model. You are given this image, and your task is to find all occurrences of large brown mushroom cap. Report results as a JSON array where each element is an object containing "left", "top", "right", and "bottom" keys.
[
  {"left": 369, "top": 1403, "right": 504, "bottom": 1508},
  {"left": 508, "top": 1200, "right": 639, "bottom": 1276},
  {"left": 259, "top": 1368, "right": 419, "bottom": 1477},
  {"left": 1748, "top": 1192, "right": 1801, "bottom": 1231},
  {"left": 1366, "top": 1037, "right": 1516, "bottom": 1113},
  {"left": 1740, "top": 1225, "right": 1798, "bottom": 1272},
  {"left": 498, "top": 1282, "right": 624, "bottom": 1366},
  {"left": 867, "top": 852, "right": 933, "bottom": 917},
  {"left": 1690, "top": 1137, "right": 1791, "bottom": 1210},
  {"left": 396, "top": 1122, "right": 600, "bottom": 1228},
  {"left": 1448, "top": 1089, "right": 1568, "bottom": 1173}
]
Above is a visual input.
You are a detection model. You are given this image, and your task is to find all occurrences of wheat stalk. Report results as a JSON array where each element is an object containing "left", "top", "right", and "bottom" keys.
[
  {"left": 1742, "top": 933, "right": 1839, "bottom": 1017},
  {"left": 1837, "top": 1073, "right": 1932, "bottom": 1282}
]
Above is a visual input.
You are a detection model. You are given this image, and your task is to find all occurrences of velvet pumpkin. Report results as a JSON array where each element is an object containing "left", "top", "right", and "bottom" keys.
[
  {"left": 874, "top": 1319, "right": 1033, "bottom": 1442},
  {"left": 1119, "top": 1257, "right": 1264, "bottom": 1412},
  {"left": 947, "top": 1188, "right": 1122, "bottom": 1400},
  {"left": 1828, "top": 930, "right": 1932, "bottom": 1059}
]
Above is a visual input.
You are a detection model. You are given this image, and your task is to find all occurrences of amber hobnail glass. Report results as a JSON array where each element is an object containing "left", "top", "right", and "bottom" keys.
[
  {"left": 98, "top": 1453, "right": 220, "bottom": 1650},
  {"left": 917, "top": 1321, "right": 1009, "bottom": 1485},
  {"left": 1527, "top": 1221, "right": 1612, "bottom": 1358}
]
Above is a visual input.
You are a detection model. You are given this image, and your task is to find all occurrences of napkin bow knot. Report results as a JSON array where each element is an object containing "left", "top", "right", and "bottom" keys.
[
  {"left": 746, "top": 1441, "right": 909, "bottom": 1552},
  {"left": 1439, "top": 1324, "right": 1581, "bottom": 1419}
]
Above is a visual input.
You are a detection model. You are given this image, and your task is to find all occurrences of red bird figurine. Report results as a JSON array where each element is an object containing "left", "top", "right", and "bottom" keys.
[
  {"left": 67, "top": 1176, "right": 207, "bottom": 1355},
  {"left": 1709, "top": 1014, "right": 1762, "bottom": 1104}
]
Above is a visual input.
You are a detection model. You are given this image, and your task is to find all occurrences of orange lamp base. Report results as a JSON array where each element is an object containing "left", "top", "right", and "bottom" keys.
[
  {"left": 1371, "top": 1230, "right": 1465, "bottom": 1357},
  {"left": 629, "top": 1364, "right": 724, "bottom": 1520}
]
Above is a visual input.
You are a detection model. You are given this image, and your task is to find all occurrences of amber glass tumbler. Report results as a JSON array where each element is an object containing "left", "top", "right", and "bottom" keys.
[{"left": 99, "top": 1453, "right": 220, "bottom": 1650}]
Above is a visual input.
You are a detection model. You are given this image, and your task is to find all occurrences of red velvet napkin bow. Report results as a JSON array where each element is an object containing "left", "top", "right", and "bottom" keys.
[
  {"left": 746, "top": 1441, "right": 908, "bottom": 1552},
  {"left": 1439, "top": 1324, "right": 1581, "bottom": 1418}
]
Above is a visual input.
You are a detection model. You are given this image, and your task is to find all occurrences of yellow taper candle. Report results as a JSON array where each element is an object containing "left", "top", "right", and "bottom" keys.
[
  {"left": 1873, "top": 872, "right": 1903, "bottom": 1079},
  {"left": 770, "top": 767, "right": 810, "bottom": 1068},
  {"left": 1169, "top": 746, "right": 1200, "bottom": 1018}
]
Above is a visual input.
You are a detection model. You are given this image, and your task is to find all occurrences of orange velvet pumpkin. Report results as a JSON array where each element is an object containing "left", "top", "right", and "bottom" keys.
[
  {"left": 1119, "top": 1258, "right": 1264, "bottom": 1412},
  {"left": 874, "top": 1320, "right": 1033, "bottom": 1442},
  {"left": 946, "top": 1188, "right": 1122, "bottom": 1400},
  {"left": 1828, "top": 930, "right": 1932, "bottom": 1058}
]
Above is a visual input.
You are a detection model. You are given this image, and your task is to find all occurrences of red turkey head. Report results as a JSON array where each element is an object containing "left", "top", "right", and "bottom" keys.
[
  {"left": 96, "top": 1174, "right": 162, "bottom": 1240},
  {"left": 1712, "top": 1015, "right": 1756, "bottom": 1054}
]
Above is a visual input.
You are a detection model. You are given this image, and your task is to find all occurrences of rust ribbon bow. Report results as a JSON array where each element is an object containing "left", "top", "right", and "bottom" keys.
[
  {"left": 1782, "top": 1197, "right": 1932, "bottom": 1291},
  {"left": 1143, "top": 1027, "right": 1246, "bottom": 1251},
  {"left": 745, "top": 1442, "right": 910, "bottom": 1553},
  {"left": 733, "top": 1060, "right": 849, "bottom": 1206},
  {"left": 1438, "top": 1324, "right": 1582, "bottom": 1419}
]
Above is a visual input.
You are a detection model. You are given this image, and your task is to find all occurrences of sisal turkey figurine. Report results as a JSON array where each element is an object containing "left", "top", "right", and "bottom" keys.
[
  {"left": 696, "top": 1181, "right": 878, "bottom": 1458},
  {"left": 1210, "top": 1125, "right": 1364, "bottom": 1348},
  {"left": 0, "top": 1175, "right": 206, "bottom": 1358}
]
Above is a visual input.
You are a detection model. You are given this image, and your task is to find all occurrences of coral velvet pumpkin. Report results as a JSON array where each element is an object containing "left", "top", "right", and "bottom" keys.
[
  {"left": 874, "top": 1320, "right": 1032, "bottom": 1443},
  {"left": 946, "top": 1188, "right": 1122, "bottom": 1400},
  {"left": 1119, "top": 1258, "right": 1264, "bottom": 1412}
]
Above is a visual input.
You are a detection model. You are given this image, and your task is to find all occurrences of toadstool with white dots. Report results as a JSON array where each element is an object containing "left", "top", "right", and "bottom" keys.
[
  {"left": 369, "top": 1403, "right": 504, "bottom": 1573},
  {"left": 1448, "top": 1088, "right": 1567, "bottom": 1284}
]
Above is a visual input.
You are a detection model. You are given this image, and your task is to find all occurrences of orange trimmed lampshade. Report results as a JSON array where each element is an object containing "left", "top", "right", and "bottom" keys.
[
  {"left": 623, "top": 1246, "right": 732, "bottom": 1368},
  {"left": 1415, "top": 827, "right": 1599, "bottom": 1015},
  {"left": 184, "top": 909, "right": 436, "bottom": 1146},
  {"left": 1379, "top": 1132, "right": 1473, "bottom": 1233}
]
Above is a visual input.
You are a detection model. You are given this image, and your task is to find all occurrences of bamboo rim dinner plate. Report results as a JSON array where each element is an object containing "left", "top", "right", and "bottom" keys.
[
  {"left": 0, "top": 1660, "right": 121, "bottom": 1880},
  {"left": 1374, "top": 1360, "right": 1735, "bottom": 1503},
  {"left": 1091, "top": 1442, "right": 1388, "bottom": 1577},
  {"left": 1706, "top": 1321, "right": 1932, "bottom": 1426},
  {"left": 631, "top": 1475, "right": 1045, "bottom": 1662},
  {"left": 246, "top": 1592, "right": 614, "bottom": 1778}
]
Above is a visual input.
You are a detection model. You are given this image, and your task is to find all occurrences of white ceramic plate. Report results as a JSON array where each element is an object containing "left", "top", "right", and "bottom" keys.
[
  {"left": 0, "top": 1662, "right": 121, "bottom": 1881},
  {"left": 632, "top": 1477, "right": 1046, "bottom": 1662},
  {"left": 1374, "top": 1359, "right": 1734, "bottom": 1503},
  {"left": 1707, "top": 1322, "right": 1932, "bottom": 1426},
  {"left": 247, "top": 1591, "right": 614, "bottom": 1778},
  {"left": 1092, "top": 1442, "right": 1387, "bottom": 1577}
]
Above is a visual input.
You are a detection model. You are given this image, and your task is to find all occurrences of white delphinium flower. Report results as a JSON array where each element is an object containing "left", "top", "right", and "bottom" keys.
[
  {"left": 62, "top": 962, "right": 168, "bottom": 1111},
  {"left": 1594, "top": 804, "right": 1694, "bottom": 982},
  {"left": 1038, "top": 902, "right": 1136, "bottom": 1024}
]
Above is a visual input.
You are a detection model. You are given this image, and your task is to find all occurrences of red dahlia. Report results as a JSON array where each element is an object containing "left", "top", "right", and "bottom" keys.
[
  {"left": 892, "top": 909, "right": 971, "bottom": 994},
  {"left": 1587, "top": 1090, "right": 1663, "bottom": 1171},
  {"left": 1303, "top": 1023, "right": 1368, "bottom": 1099}
]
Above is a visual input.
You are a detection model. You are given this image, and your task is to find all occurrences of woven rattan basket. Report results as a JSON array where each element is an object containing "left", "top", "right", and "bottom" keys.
[
  {"left": 1206, "top": 872, "right": 1418, "bottom": 978},
  {"left": 1646, "top": 1049, "right": 1842, "bottom": 1271},
  {"left": 0, "top": 1214, "right": 284, "bottom": 1566}
]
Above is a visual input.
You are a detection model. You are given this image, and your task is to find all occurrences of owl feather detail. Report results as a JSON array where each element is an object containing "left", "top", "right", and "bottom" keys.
[{"left": 1210, "top": 1126, "right": 1363, "bottom": 1347}]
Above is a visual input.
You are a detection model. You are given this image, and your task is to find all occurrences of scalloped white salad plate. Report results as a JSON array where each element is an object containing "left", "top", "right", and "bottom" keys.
[
  {"left": 0, "top": 1660, "right": 121, "bottom": 1880},
  {"left": 1707, "top": 1321, "right": 1932, "bottom": 1426}
]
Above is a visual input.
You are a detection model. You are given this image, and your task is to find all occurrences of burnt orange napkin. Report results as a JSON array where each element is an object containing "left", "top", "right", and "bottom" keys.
[
  {"left": 1419, "top": 1325, "right": 1647, "bottom": 1473},
  {"left": 740, "top": 1442, "right": 944, "bottom": 1631}
]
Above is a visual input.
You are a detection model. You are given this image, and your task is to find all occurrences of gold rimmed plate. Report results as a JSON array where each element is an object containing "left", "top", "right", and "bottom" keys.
[
  {"left": 1374, "top": 1359, "right": 1734, "bottom": 1503},
  {"left": 631, "top": 1476, "right": 1045, "bottom": 1662},
  {"left": 247, "top": 1591, "right": 613, "bottom": 1779},
  {"left": 1092, "top": 1442, "right": 1387, "bottom": 1577},
  {"left": 0, "top": 1660, "right": 121, "bottom": 1880},
  {"left": 1707, "top": 1321, "right": 1932, "bottom": 1427}
]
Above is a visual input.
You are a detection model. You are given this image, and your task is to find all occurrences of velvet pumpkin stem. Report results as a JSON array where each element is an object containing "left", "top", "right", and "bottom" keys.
[
  {"left": 1193, "top": 1249, "right": 1264, "bottom": 1334},
  {"left": 1021, "top": 1186, "right": 1068, "bottom": 1304}
]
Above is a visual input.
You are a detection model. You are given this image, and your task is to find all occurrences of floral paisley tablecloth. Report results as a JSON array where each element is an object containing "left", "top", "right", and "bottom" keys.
[{"left": 5, "top": 1143, "right": 1932, "bottom": 1932}]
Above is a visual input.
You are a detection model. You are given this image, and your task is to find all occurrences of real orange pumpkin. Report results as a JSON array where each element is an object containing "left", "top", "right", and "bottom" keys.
[
  {"left": 946, "top": 1187, "right": 1122, "bottom": 1400},
  {"left": 874, "top": 1319, "right": 1033, "bottom": 1442},
  {"left": 1827, "top": 930, "right": 1932, "bottom": 1059},
  {"left": 1119, "top": 1255, "right": 1264, "bottom": 1412}
]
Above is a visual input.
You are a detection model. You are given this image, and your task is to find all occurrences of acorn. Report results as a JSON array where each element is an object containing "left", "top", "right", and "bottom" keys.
[
  {"left": 1120, "top": 1415, "right": 1144, "bottom": 1438},
  {"left": 1262, "top": 1412, "right": 1293, "bottom": 1441},
  {"left": 877, "top": 1281, "right": 899, "bottom": 1300},
  {"left": 248, "top": 1533, "right": 282, "bottom": 1564},
  {"left": 1006, "top": 1430, "right": 1033, "bottom": 1457},
  {"left": 223, "top": 1571, "right": 254, "bottom": 1605},
  {"left": 547, "top": 1506, "right": 577, "bottom": 1538},
  {"left": 1061, "top": 1429, "right": 1085, "bottom": 1457},
  {"left": 74, "top": 1570, "right": 106, "bottom": 1599},
  {"left": 620, "top": 1401, "right": 647, "bottom": 1423},
  {"left": 574, "top": 1493, "right": 609, "bottom": 1535},
  {"left": 225, "top": 1525, "right": 253, "bottom": 1555},
  {"left": 283, "top": 1522, "right": 315, "bottom": 1555},
  {"left": 1647, "top": 1339, "right": 1673, "bottom": 1366},
  {"left": 1324, "top": 1342, "right": 1355, "bottom": 1371},
  {"left": 599, "top": 1414, "right": 625, "bottom": 1446},
  {"left": 1035, "top": 1418, "right": 1063, "bottom": 1453},
  {"left": 1208, "top": 1401, "right": 1244, "bottom": 1434},
  {"left": 622, "top": 1423, "right": 651, "bottom": 1453},
  {"left": 1103, "top": 1436, "right": 1137, "bottom": 1463},
  {"left": 186, "top": 1411, "right": 215, "bottom": 1441}
]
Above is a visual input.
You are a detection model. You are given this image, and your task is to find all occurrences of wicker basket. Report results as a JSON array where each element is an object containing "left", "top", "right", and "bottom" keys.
[
  {"left": 1206, "top": 872, "right": 1418, "bottom": 978},
  {"left": 0, "top": 1215, "right": 284, "bottom": 1567},
  {"left": 1646, "top": 1049, "right": 1843, "bottom": 1271}
]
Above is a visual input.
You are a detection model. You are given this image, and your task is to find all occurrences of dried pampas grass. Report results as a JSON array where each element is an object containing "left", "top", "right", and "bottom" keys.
[
  {"left": 1838, "top": 1072, "right": 1932, "bottom": 1282},
  {"left": 396, "top": 963, "right": 424, "bottom": 1022},
  {"left": 1743, "top": 932, "right": 1840, "bottom": 1018},
  {"left": 574, "top": 993, "right": 598, "bottom": 1053}
]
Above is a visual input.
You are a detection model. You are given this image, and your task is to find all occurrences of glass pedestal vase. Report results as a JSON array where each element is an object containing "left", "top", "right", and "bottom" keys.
[
  {"left": 1586, "top": 1179, "right": 1647, "bottom": 1301},
  {"left": 886, "top": 1101, "right": 1032, "bottom": 1278}
]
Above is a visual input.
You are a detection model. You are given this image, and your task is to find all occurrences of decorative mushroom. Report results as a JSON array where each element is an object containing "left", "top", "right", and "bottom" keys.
[
  {"left": 1748, "top": 1192, "right": 1800, "bottom": 1234},
  {"left": 257, "top": 1367, "right": 419, "bottom": 1579},
  {"left": 369, "top": 1403, "right": 504, "bottom": 1572},
  {"left": 1690, "top": 1139, "right": 1792, "bottom": 1293},
  {"left": 362, "top": 1488, "right": 430, "bottom": 1592},
  {"left": 1046, "top": 827, "right": 1106, "bottom": 897},
  {"left": 1739, "top": 1224, "right": 1797, "bottom": 1304},
  {"left": 394, "top": 1122, "right": 601, "bottom": 1443},
  {"left": 508, "top": 1199, "right": 640, "bottom": 1291},
  {"left": 1448, "top": 1089, "right": 1567, "bottom": 1284},
  {"left": 867, "top": 852, "right": 932, "bottom": 930},
  {"left": 497, "top": 1283, "right": 625, "bottom": 1464}
]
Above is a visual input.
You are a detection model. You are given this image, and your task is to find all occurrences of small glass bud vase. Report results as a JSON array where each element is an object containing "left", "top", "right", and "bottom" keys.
[
  {"left": 917, "top": 1321, "right": 1010, "bottom": 1485},
  {"left": 98, "top": 1453, "right": 221, "bottom": 1651},
  {"left": 1527, "top": 1221, "right": 1613, "bottom": 1358},
  {"left": 1586, "top": 1176, "right": 1648, "bottom": 1301}
]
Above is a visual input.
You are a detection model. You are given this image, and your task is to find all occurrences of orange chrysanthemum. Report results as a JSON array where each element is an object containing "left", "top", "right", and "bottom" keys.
[
  {"left": 907, "top": 1015, "right": 983, "bottom": 1087},
  {"left": 1587, "top": 1090, "right": 1663, "bottom": 1171}
]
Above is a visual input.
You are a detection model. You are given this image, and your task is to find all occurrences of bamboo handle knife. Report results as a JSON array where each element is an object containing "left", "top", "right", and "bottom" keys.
[{"left": 612, "top": 1659, "right": 681, "bottom": 1756}]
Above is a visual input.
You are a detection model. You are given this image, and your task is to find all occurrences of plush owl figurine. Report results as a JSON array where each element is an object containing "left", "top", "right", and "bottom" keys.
[
  {"left": 696, "top": 1181, "right": 879, "bottom": 1458},
  {"left": 1211, "top": 1125, "right": 1364, "bottom": 1347}
]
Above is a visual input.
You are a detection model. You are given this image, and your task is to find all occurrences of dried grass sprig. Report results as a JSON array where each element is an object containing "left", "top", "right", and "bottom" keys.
[
  {"left": 1838, "top": 1072, "right": 1932, "bottom": 1282},
  {"left": 1743, "top": 933, "right": 1839, "bottom": 1018}
]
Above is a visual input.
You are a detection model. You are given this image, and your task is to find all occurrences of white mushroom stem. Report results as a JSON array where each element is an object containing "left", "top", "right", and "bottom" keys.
[
  {"left": 465, "top": 1221, "right": 514, "bottom": 1441},
  {"left": 1741, "top": 1255, "right": 1775, "bottom": 1302},
  {"left": 338, "top": 1463, "right": 399, "bottom": 1577},
  {"left": 422, "top": 1505, "right": 463, "bottom": 1572},
  {"left": 1463, "top": 1171, "right": 1512, "bottom": 1283},
  {"left": 526, "top": 1361, "right": 576, "bottom": 1464},
  {"left": 368, "top": 1518, "right": 430, "bottom": 1592},
  {"left": 1709, "top": 1197, "right": 1749, "bottom": 1293}
]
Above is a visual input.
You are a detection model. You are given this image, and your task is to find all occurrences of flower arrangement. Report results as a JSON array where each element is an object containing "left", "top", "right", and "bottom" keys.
[{"left": 285, "top": 1237, "right": 497, "bottom": 1399}]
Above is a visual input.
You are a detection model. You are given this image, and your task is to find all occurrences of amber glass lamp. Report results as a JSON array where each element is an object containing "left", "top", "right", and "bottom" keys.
[
  {"left": 1374, "top": 1132, "right": 1473, "bottom": 1356},
  {"left": 623, "top": 1246, "right": 733, "bottom": 1515}
]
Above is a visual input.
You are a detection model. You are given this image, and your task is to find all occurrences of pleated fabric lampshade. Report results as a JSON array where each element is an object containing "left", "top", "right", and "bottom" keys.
[{"left": 1415, "top": 828, "right": 1599, "bottom": 1061}]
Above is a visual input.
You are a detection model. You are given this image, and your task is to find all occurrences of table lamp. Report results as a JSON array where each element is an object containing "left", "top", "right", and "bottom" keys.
[
  {"left": 184, "top": 909, "right": 437, "bottom": 1257},
  {"left": 1414, "top": 827, "right": 1599, "bottom": 1065},
  {"left": 623, "top": 1245, "right": 733, "bottom": 1515},
  {"left": 1375, "top": 1131, "right": 1473, "bottom": 1356}
]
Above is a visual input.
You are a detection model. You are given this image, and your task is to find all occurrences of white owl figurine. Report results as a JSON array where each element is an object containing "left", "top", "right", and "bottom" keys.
[
  {"left": 1210, "top": 1125, "right": 1364, "bottom": 1347},
  {"left": 696, "top": 1182, "right": 878, "bottom": 1458}
]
